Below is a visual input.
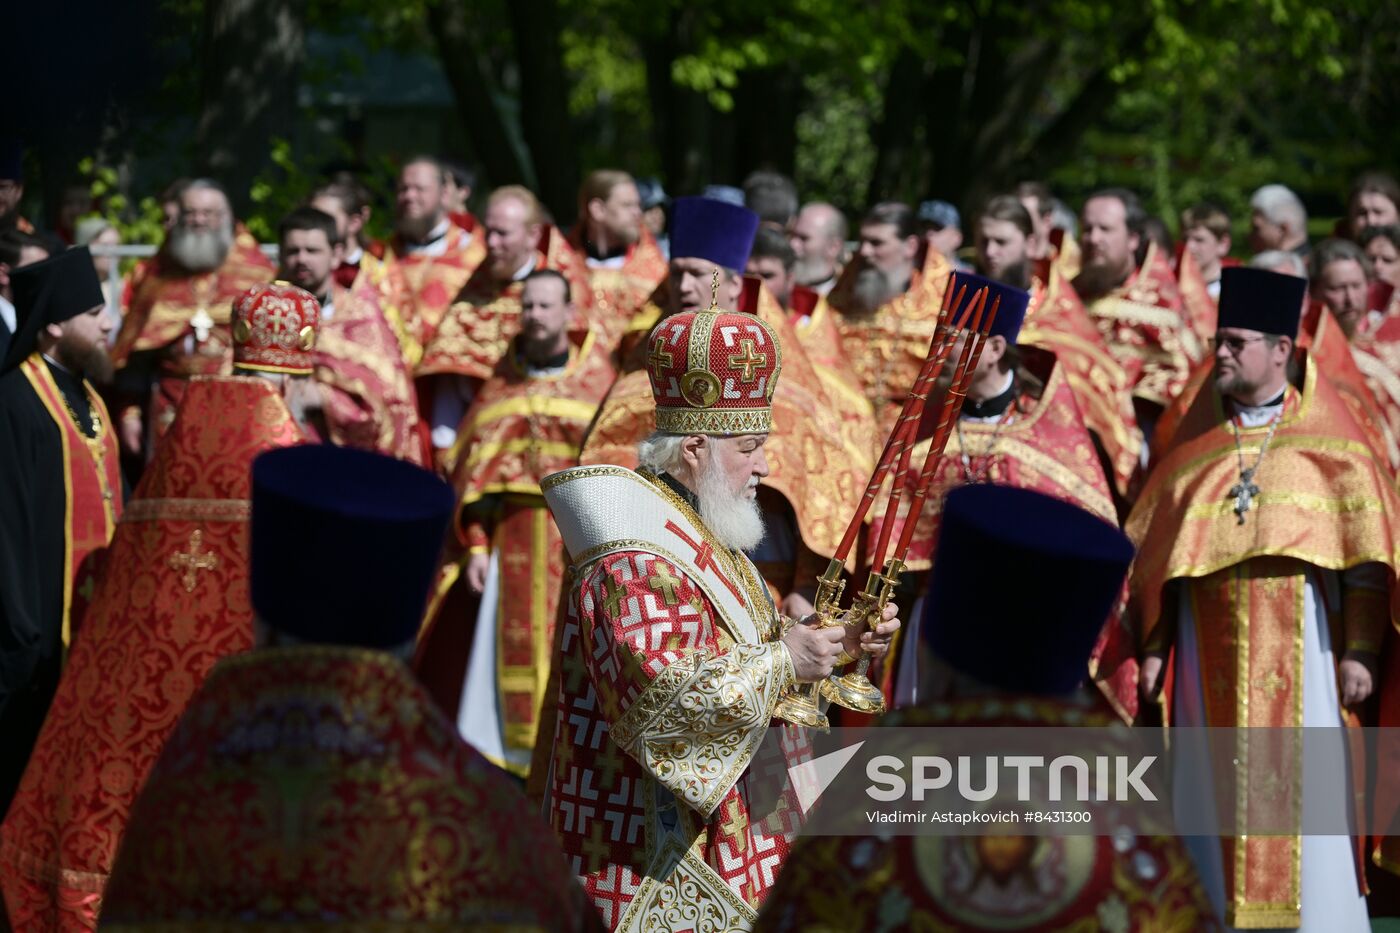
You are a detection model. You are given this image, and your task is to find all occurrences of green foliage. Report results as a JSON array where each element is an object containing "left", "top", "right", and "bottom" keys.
[
  {"left": 78, "top": 158, "right": 167, "bottom": 264},
  {"left": 794, "top": 74, "right": 878, "bottom": 212},
  {"left": 73, "top": 0, "right": 1400, "bottom": 243},
  {"left": 245, "top": 138, "right": 312, "bottom": 242}
]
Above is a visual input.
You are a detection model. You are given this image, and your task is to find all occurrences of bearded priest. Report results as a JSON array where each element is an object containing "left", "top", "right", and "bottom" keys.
[
  {"left": 539, "top": 297, "right": 900, "bottom": 930},
  {"left": 111, "top": 179, "right": 273, "bottom": 459},
  {"left": 1131, "top": 266, "right": 1400, "bottom": 930}
]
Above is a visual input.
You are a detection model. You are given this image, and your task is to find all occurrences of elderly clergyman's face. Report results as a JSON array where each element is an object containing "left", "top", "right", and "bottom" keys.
[{"left": 694, "top": 434, "right": 769, "bottom": 551}]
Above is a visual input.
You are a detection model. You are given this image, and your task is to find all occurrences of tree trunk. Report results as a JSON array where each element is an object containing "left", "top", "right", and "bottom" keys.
[
  {"left": 642, "top": 9, "right": 712, "bottom": 194},
  {"left": 505, "top": 0, "right": 580, "bottom": 224},
  {"left": 731, "top": 65, "right": 801, "bottom": 181},
  {"left": 1020, "top": 20, "right": 1155, "bottom": 181},
  {"left": 194, "top": 0, "right": 304, "bottom": 216},
  {"left": 866, "top": 50, "right": 925, "bottom": 206},
  {"left": 426, "top": 0, "right": 531, "bottom": 192}
]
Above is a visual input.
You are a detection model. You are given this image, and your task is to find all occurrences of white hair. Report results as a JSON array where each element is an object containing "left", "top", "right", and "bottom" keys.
[
  {"left": 635, "top": 431, "right": 765, "bottom": 551},
  {"left": 637, "top": 431, "right": 688, "bottom": 474},
  {"left": 1249, "top": 250, "right": 1308, "bottom": 277},
  {"left": 1250, "top": 184, "right": 1307, "bottom": 233}
]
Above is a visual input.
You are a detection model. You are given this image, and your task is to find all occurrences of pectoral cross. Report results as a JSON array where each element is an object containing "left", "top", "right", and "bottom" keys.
[
  {"left": 1229, "top": 468, "right": 1260, "bottom": 525},
  {"left": 191, "top": 308, "right": 214, "bottom": 343}
]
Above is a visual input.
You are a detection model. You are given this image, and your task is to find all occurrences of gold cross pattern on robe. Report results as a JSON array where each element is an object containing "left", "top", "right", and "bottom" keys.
[
  {"left": 1252, "top": 670, "right": 1287, "bottom": 700},
  {"left": 582, "top": 821, "right": 612, "bottom": 870},
  {"left": 168, "top": 529, "right": 218, "bottom": 593},
  {"left": 721, "top": 798, "right": 750, "bottom": 854},
  {"left": 648, "top": 565, "right": 682, "bottom": 606},
  {"left": 596, "top": 741, "right": 626, "bottom": 785},
  {"left": 602, "top": 574, "right": 626, "bottom": 617}
]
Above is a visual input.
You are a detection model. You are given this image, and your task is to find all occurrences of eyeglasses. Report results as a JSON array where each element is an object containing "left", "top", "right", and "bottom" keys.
[{"left": 1212, "top": 335, "right": 1267, "bottom": 354}]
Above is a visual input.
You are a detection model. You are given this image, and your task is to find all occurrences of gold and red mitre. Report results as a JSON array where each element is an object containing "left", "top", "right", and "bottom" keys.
[
  {"left": 230, "top": 281, "right": 320, "bottom": 375},
  {"left": 646, "top": 303, "right": 783, "bottom": 435}
]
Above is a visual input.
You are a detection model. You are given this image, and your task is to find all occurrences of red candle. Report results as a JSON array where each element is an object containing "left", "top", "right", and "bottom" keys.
[
  {"left": 892, "top": 296, "right": 1002, "bottom": 560},
  {"left": 831, "top": 284, "right": 974, "bottom": 561},
  {"left": 869, "top": 427, "right": 917, "bottom": 573}
]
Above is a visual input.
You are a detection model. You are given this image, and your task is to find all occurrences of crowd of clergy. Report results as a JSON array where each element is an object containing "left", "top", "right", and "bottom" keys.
[{"left": 3, "top": 144, "right": 1400, "bottom": 931}]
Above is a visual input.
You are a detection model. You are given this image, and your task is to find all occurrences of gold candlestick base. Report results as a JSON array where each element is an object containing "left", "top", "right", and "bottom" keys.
[
  {"left": 815, "top": 561, "right": 901, "bottom": 714},
  {"left": 819, "top": 663, "right": 887, "bottom": 714},
  {"left": 774, "top": 685, "right": 830, "bottom": 731}
]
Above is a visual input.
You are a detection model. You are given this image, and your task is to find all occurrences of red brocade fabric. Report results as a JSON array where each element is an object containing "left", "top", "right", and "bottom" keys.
[
  {"left": 0, "top": 377, "right": 305, "bottom": 931},
  {"left": 100, "top": 646, "right": 600, "bottom": 932}
]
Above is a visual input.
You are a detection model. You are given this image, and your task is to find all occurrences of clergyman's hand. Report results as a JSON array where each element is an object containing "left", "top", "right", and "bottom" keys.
[
  {"left": 1339, "top": 651, "right": 1377, "bottom": 706},
  {"left": 781, "top": 590, "right": 816, "bottom": 620},
  {"left": 1138, "top": 652, "right": 1166, "bottom": 702},
  {"left": 119, "top": 410, "right": 143, "bottom": 456},
  {"left": 782, "top": 622, "right": 846, "bottom": 682},
  {"left": 465, "top": 552, "right": 490, "bottom": 595},
  {"left": 840, "top": 602, "right": 900, "bottom": 662}
]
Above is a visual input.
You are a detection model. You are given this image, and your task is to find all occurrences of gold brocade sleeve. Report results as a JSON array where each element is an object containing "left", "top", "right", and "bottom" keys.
[{"left": 579, "top": 553, "right": 795, "bottom": 819}]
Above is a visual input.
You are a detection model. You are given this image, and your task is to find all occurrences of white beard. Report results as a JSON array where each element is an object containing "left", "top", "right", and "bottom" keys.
[
  {"left": 696, "top": 463, "right": 766, "bottom": 552},
  {"left": 168, "top": 224, "right": 233, "bottom": 273}
]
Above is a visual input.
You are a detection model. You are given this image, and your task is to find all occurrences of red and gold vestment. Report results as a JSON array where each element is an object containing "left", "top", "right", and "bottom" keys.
[
  {"left": 1079, "top": 242, "right": 1203, "bottom": 411},
  {"left": 341, "top": 248, "right": 420, "bottom": 366},
  {"left": 1175, "top": 244, "right": 1218, "bottom": 342},
  {"left": 1127, "top": 356, "right": 1400, "bottom": 926},
  {"left": 866, "top": 350, "right": 1125, "bottom": 713},
  {"left": 415, "top": 328, "right": 617, "bottom": 773},
  {"left": 15, "top": 354, "right": 122, "bottom": 646},
  {"left": 753, "top": 699, "right": 1218, "bottom": 933},
  {"left": 0, "top": 376, "right": 304, "bottom": 931},
  {"left": 1342, "top": 301, "right": 1400, "bottom": 458},
  {"left": 567, "top": 227, "right": 669, "bottom": 353},
  {"left": 539, "top": 466, "right": 808, "bottom": 931},
  {"left": 416, "top": 240, "right": 596, "bottom": 384},
  {"left": 99, "top": 645, "right": 600, "bottom": 932},
  {"left": 869, "top": 349, "right": 1115, "bottom": 576},
  {"left": 316, "top": 280, "right": 428, "bottom": 466},
  {"left": 383, "top": 219, "right": 485, "bottom": 349},
  {"left": 1025, "top": 263, "right": 1142, "bottom": 495},
  {"left": 827, "top": 247, "right": 953, "bottom": 437},
  {"left": 112, "top": 228, "right": 274, "bottom": 441},
  {"left": 786, "top": 284, "right": 878, "bottom": 465}
]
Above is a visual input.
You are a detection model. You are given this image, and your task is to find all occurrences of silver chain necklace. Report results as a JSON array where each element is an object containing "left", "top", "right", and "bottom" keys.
[
  {"left": 1226, "top": 401, "right": 1284, "bottom": 524},
  {"left": 957, "top": 388, "right": 1017, "bottom": 484}
]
